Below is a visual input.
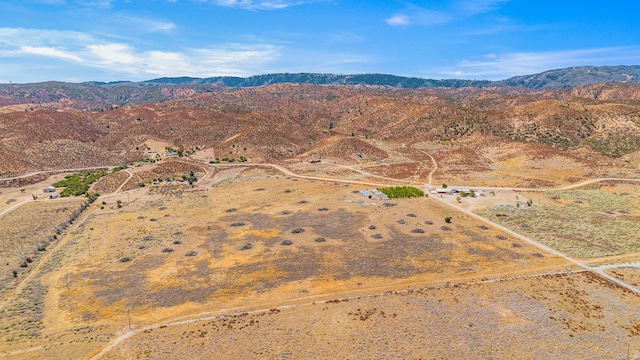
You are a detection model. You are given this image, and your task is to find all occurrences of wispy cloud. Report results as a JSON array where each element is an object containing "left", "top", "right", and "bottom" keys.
[
  {"left": 385, "top": 0, "right": 508, "bottom": 27},
  {"left": 454, "top": 0, "right": 509, "bottom": 16},
  {"left": 0, "top": 27, "right": 281, "bottom": 79},
  {"left": 113, "top": 15, "right": 178, "bottom": 33},
  {"left": 437, "top": 47, "right": 640, "bottom": 79},
  {"left": 205, "top": 0, "right": 323, "bottom": 10}
]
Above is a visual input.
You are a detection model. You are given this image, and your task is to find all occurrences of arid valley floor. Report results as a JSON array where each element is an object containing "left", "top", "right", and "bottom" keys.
[{"left": 1, "top": 82, "right": 640, "bottom": 359}]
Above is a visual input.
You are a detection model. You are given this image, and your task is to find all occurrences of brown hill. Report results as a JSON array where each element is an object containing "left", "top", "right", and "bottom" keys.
[{"left": 1, "top": 83, "right": 639, "bottom": 177}]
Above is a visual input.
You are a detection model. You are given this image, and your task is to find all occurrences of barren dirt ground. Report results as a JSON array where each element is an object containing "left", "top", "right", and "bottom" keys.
[{"left": 0, "top": 142, "right": 639, "bottom": 359}]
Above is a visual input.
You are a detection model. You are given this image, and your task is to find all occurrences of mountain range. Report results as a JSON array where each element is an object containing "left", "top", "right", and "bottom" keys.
[{"left": 1, "top": 66, "right": 640, "bottom": 108}]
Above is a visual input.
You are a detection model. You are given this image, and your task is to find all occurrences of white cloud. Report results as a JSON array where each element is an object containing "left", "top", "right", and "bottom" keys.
[
  {"left": 386, "top": 0, "right": 506, "bottom": 27},
  {"left": 206, "top": 0, "right": 322, "bottom": 10},
  {"left": 0, "top": 27, "right": 282, "bottom": 79},
  {"left": 385, "top": 15, "right": 410, "bottom": 26},
  {"left": 20, "top": 46, "right": 84, "bottom": 62},
  {"left": 437, "top": 47, "right": 640, "bottom": 80}
]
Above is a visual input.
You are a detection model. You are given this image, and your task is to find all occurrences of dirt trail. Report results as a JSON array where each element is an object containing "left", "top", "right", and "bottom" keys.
[{"left": 418, "top": 150, "right": 438, "bottom": 187}]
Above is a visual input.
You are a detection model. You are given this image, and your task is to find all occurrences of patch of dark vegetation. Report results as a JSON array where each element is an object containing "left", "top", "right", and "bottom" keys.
[
  {"left": 377, "top": 186, "right": 425, "bottom": 199},
  {"left": 142, "top": 235, "right": 154, "bottom": 241},
  {"left": 159, "top": 206, "right": 167, "bottom": 211},
  {"left": 369, "top": 225, "right": 377, "bottom": 230},
  {"left": 383, "top": 202, "right": 397, "bottom": 207},
  {"left": 185, "top": 251, "right": 197, "bottom": 257},
  {"left": 297, "top": 200, "right": 308, "bottom": 204},
  {"left": 440, "top": 226, "right": 452, "bottom": 231},
  {"left": 351, "top": 190, "right": 361, "bottom": 194},
  {"left": 137, "top": 216, "right": 146, "bottom": 220},
  {"left": 164, "top": 214, "right": 171, "bottom": 217},
  {"left": 424, "top": 220, "right": 433, "bottom": 225},
  {"left": 281, "top": 240, "right": 293, "bottom": 246},
  {"left": 371, "top": 234, "right": 383, "bottom": 239},
  {"left": 284, "top": 189, "right": 293, "bottom": 193},
  {"left": 162, "top": 248, "right": 174, "bottom": 253},
  {"left": 230, "top": 222, "right": 245, "bottom": 227},
  {"left": 255, "top": 188, "right": 266, "bottom": 191},
  {"left": 280, "top": 210, "right": 291, "bottom": 215},
  {"left": 317, "top": 207, "right": 329, "bottom": 211},
  {"left": 396, "top": 219, "right": 406, "bottom": 225},
  {"left": 314, "top": 237, "right": 326, "bottom": 243},
  {"left": 411, "top": 228, "right": 425, "bottom": 234},
  {"left": 291, "top": 228, "right": 305, "bottom": 234},
  {"left": 120, "top": 257, "right": 131, "bottom": 263},
  {"left": 240, "top": 243, "right": 253, "bottom": 250},
  {"left": 496, "top": 235, "right": 507, "bottom": 240},
  {"left": 149, "top": 218, "right": 158, "bottom": 222},
  {"left": 174, "top": 231, "right": 184, "bottom": 236},
  {"left": 172, "top": 240, "right": 183, "bottom": 245},
  {"left": 406, "top": 213, "right": 417, "bottom": 218},
  {"left": 225, "top": 208, "right": 237, "bottom": 213},
  {"left": 478, "top": 225, "right": 489, "bottom": 230},
  {"left": 137, "top": 245, "right": 147, "bottom": 250},
  {"left": 532, "top": 253, "right": 544, "bottom": 258},
  {"left": 512, "top": 243, "right": 522, "bottom": 248}
]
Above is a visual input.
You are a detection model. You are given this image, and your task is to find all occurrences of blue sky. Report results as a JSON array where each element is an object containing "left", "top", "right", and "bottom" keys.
[{"left": 0, "top": 0, "right": 639, "bottom": 83}]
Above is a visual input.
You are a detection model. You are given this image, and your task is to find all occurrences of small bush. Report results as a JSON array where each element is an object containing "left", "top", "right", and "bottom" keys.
[
  {"left": 406, "top": 213, "right": 417, "bottom": 218},
  {"left": 172, "top": 240, "right": 183, "bottom": 245},
  {"left": 315, "top": 237, "right": 326, "bottom": 243},
  {"left": 240, "top": 243, "right": 253, "bottom": 250},
  {"left": 317, "top": 207, "right": 329, "bottom": 211},
  {"left": 424, "top": 220, "right": 434, "bottom": 225},
  {"left": 120, "top": 257, "right": 131, "bottom": 263},
  {"left": 444, "top": 217, "right": 452, "bottom": 223},
  {"left": 369, "top": 225, "right": 377, "bottom": 230},
  {"left": 411, "top": 228, "right": 425, "bottom": 234},
  {"left": 440, "top": 226, "right": 452, "bottom": 231},
  {"left": 371, "top": 234, "right": 383, "bottom": 239},
  {"left": 291, "top": 228, "right": 305, "bottom": 234},
  {"left": 281, "top": 240, "right": 293, "bottom": 246},
  {"left": 185, "top": 251, "right": 197, "bottom": 257},
  {"left": 230, "top": 222, "right": 245, "bottom": 227},
  {"left": 12, "top": 269, "right": 18, "bottom": 278},
  {"left": 162, "top": 248, "right": 174, "bottom": 253}
]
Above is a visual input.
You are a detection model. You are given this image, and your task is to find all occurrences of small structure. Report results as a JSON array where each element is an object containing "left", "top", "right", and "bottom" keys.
[
  {"left": 44, "top": 186, "right": 56, "bottom": 193},
  {"left": 49, "top": 193, "right": 59, "bottom": 199},
  {"left": 434, "top": 188, "right": 451, "bottom": 194},
  {"left": 356, "top": 152, "right": 362, "bottom": 158}
]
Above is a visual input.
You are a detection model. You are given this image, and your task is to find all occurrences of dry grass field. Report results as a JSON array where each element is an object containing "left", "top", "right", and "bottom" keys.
[
  {"left": 103, "top": 271, "right": 640, "bottom": 360},
  {"left": 0, "top": 167, "right": 580, "bottom": 359},
  {"left": 476, "top": 183, "right": 640, "bottom": 258}
]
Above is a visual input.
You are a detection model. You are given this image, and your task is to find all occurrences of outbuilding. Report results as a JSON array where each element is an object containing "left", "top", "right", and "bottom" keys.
[{"left": 44, "top": 186, "right": 56, "bottom": 193}]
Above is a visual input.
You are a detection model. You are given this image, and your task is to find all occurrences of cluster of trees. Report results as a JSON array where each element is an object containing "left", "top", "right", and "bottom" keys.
[
  {"left": 377, "top": 186, "right": 425, "bottom": 199},
  {"left": 53, "top": 171, "right": 107, "bottom": 197},
  {"left": 210, "top": 156, "right": 247, "bottom": 164}
]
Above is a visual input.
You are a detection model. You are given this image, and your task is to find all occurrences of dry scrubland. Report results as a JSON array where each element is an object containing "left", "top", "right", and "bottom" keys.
[
  {"left": 0, "top": 168, "right": 578, "bottom": 359},
  {"left": 103, "top": 272, "right": 640, "bottom": 360},
  {"left": 477, "top": 183, "right": 640, "bottom": 258}
]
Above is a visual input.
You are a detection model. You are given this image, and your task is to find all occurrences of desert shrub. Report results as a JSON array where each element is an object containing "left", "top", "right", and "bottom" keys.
[
  {"left": 172, "top": 240, "right": 183, "bottom": 245},
  {"left": 225, "top": 208, "right": 237, "bottom": 213},
  {"left": 240, "top": 243, "right": 253, "bottom": 250},
  {"left": 185, "top": 251, "right": 197, "bottom": 257},
  {"left": 396, "top": 219, "right": 406, "bottom": 225},
  {"left": 406, "top": 213, "right": 417, "bottom": 218},
  {"left": 291, "top": 228, "right": 305, "bottom": 234},
  {"left": 230, "top": 222, "right": 245, "bottom": 227},
  {"left": 496, "top": 235, "right": 506, "bottom": 240},
  {"left": 444, "top": 217, "right": 452, "bottom": 223},
  {"left": 12, "top": 269, "right": 18, "bottom": 278},
  {"left": 280, "top": 211, "right": 291, "bottom": 215},
  {"left": 532, "top": 253, "right": 544, "bottom": 258},
  {"left": 120, "top": 257, "right": 131, "bottom": 263},
  {"left": 281, "top": 240, "right": 293, "bottom": 246},
  {"left": 162, "top": 248, "right": 174, "bottom": 253},
  {"left": 411, "top": 228, "right": 425, "bottom": 234},
  {"left": 371, "top": 234, "right": 383, "bottom": 239},
  {"left": 512, "top": 243, "right": 522, "bottom": 248},
  {"left": 317, "top": 208, "right": 329, "bottom": 211},
  {"left": 424, "top": 220, "right": 433, "bottom": 225},
  {"left": 314, "top": 237, "right": 326, "bottom": 243},
  {"left": 377, "top": 186, "right": 425, "bottom": 199},
  {"left": 383, "top": 202, "right": 397, "bottom": 207},
  {"left": 440, "top": 226, "right": 452, "bottom": 231},
  {"left": 478, "top": 225, "right": 489, "bottom": 230},
  {"left": 369, "top": 225, "right": 377, "bottom": 230}
]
